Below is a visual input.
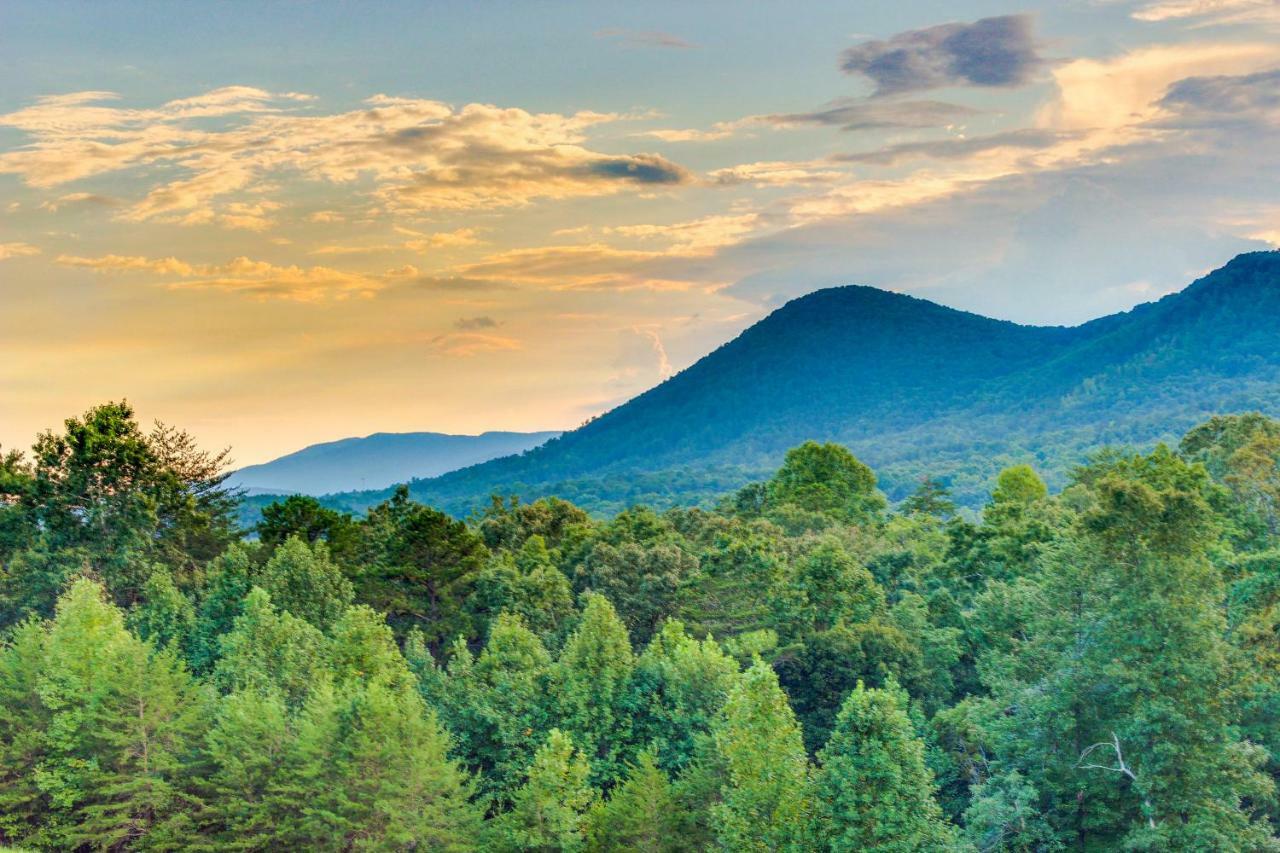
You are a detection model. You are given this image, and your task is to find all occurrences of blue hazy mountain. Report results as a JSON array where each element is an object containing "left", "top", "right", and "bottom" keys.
[
  {"left": 295, "top": 251, "right": 1280, "bottom": 515},
  {"left": 228, "top": 430, "right": 560, "bottom": 496}
]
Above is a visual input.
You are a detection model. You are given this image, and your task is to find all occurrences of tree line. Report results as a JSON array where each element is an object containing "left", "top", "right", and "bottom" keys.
[{"left": 3, "top": 401, "right": 1280, "bottom": 850}]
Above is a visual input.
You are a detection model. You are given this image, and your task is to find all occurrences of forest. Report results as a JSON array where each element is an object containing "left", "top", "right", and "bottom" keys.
[{"left": 4, "top": 400, "right": 1280, "bottom": 851}]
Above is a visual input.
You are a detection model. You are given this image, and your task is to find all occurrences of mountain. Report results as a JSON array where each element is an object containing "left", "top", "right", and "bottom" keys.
[
  {"left": 228, "top": 430, "right": 560, "bottom": 496},
  {"left": 311, "top": 251, "right": 1280, "bottom": 515}
]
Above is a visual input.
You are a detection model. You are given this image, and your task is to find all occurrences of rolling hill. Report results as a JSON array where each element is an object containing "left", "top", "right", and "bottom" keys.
[
  {"left": 228, "top": 430, "right": 559, "bottom": 495},
  {"left": 286, "top": 251, "right": 1280, "bottom": 516}
]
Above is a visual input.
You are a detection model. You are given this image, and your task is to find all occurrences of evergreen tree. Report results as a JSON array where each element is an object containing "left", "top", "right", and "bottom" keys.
[
  {"left": 128, "top": 565, "right": 196, "bottom": 655},
  {"left": 711, "top": 658, "right": 812, "bottom": 852},
  {"left": 189, "top": 543, "right": 255, "bottom": 673},
  {"left": 586, "top": 749, "right": 682, "bottom": 852},
  {"left": 35, "top": 578, "right": 206, "bottom": 849},
  {"left": 556, "top": 593, "right": 636, "bottom": 787},
  {"left": 812, "top": 681, "right": 954, "bottom": 851},
  {"left": 0, "top": 618, "right": 50, "bottom": 844},
  {"left": 495, "top": 728, "right": 596, "bottom": 852}
]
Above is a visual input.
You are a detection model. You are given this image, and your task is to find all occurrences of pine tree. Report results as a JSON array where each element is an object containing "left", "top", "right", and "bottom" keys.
[
  {"left": 629, "top": 620, "right": 739, "bottom": 775},
  {"left": 812, "top": 681, "right": 954, "bottom": 851},
  {"left": 586, "top": 749, "right": 682, "bottom": 852},
  {"left": 556, "top": 593, "right": 635, "bottom": 787},
  {"left": 711, "top": 658, "right": 812, "bottom": 852},
  {"left": 129, "top": 565, "right": 196, "bottom": 655},
  {"left": 495, "top": 728, "right": 596, "bottom": 852},
  {"left": 35, "top": 578, "right": 206, "bottom": 849},
  {"left": 0, "top": 617, "right": 50, "bottom": 845},
  {"left": 189, "top": 543, "right": 254, "bottom": 673},
  {"left": 199, "top": 688, "right": 294, "bottom": 848}
]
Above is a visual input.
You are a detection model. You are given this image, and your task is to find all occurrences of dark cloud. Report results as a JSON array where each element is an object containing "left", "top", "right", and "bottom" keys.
[
  {"left": 582, "top": 154, "right": 690, "bottom": 185},
  {"left": 454, "top": 315, "right": 498, "bottom": 330},
  {"left": 833, "top": 128, "right": 1076, "bottom": 166},
  {"left": 594, "top": 28, "right": 697, "bottom": 50},
  {"left": 840, "top": 14, "right": 1045, "bottom": 96},
  {"left": 1157, "top": 68, "right": 1280, "bottom": 127},
  {"left": 764, "top": 98, "right": 979, "bottom": 131}
]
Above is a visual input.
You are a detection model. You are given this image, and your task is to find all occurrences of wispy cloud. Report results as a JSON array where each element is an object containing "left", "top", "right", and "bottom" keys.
[
  {"left": 594, "top": 28, "right": 698, "bottom": 49},
  {"left": 762, "top": 98, "right": 980, "bottom": 131},
  {"left": 453, "top": 315, "right": 498, "bottom": 330},
  {"left": 0, "top": 242, "right": 41, "bottom": 260},
  {"left": 430, "top": 331, "right": 521, "bottom": 356},
  {"left": 1131, "top": 0, "right": 1280, "bottom": 25},
  {"left": 56, "top": 252, "right": 415, "bottom": 301}
]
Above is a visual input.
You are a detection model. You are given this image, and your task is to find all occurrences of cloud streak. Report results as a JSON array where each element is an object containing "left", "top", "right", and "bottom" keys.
[{"left": 56, "top": 252, "right": 416, "bottom": 301}]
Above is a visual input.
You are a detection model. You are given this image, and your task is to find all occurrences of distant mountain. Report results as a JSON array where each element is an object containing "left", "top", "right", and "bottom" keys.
[
  {"left": 312, "top": 251, "right": 1280, "bottom": 515},
  {"left": 228, "top": 430, "right": 560, "bottom": 496}
]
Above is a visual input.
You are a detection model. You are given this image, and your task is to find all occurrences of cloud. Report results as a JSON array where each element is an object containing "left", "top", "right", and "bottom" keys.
[
  {"left": 833, "top": 129, "right": 1078, "bottom": 166},
  {"left": 38, "top": 192, "right": 121, "bottom": 212},
  {"left": 1038, "top": 42, "right": 1278, "bottom": 134},
  {"left": 708, "top": 160, "right": 845, "bottom": 187},
  {"left": 453, "top": 315, "right": 498, "bottom": 330},
  {"left": 56, "top": 252, "right": 414, "bottom": 301},
  {"left": 762, "top": 98, "right": 980, "bottom": 131},
  {"left": 308, "top": 210, "right": 345, "bottom": 223},
  {"left": 311, "top": 226, "right": 485, "bottom": 256},
  {"left": 446, "top": 243, "right": 720, "bottom": 291},
  {"left": 594, "top": 28, "right": 697, "bottom": 49},
  {"left": 605, "top": 213, "right": 764, "bottom": 251},
  {"left": 0, "top": 242, "right": 41, "bottom": 260},
  {"left": 0, "top": 89, "right": 693, "bottom": 225},
  {"left": 430, "top": 331, "right": 521, "bottom": 356},
  {"left": 840, "top": 14, "right": 1045, "bottom": 96},
  {"left": 1131, "top": 0, "right": 1280, "bottom": 25},
  {"left": 1157, "top": 67, "right": 1280, "bottom": 126}
]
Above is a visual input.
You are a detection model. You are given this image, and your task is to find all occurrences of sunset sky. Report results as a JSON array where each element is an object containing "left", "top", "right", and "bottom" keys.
[{"left": 3, "top": 0, "right": 1279, "bottom": 465}]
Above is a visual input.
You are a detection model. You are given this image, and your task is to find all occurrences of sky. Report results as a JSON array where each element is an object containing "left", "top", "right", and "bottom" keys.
[{"left": 2, "top": 0, "right": 1279, "bottom": 465}]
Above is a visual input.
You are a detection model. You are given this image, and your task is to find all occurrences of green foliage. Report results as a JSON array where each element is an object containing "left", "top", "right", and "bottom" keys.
[
  {"left": 495, "top": 728, "right": 596, "bottom": 852},
  {"left": 213, "top": 587, "right": 327, "bottom": 708},
  {"left": 811, "top": 681, "right": 955, "bottom": 851},
  {"left": 711, "top": 658, "right": 812, "bottom": 852},
  {"left": 8, "top": 400, "right": 1280, "bottom": 850},
  {"left": 555, "top": 594, "right": 636, "bottom": 787},
  {"left": 765, "top": 442, "right": 886, "bottom": 524},
  {"left": 256, "top": 535, "right": 352, "bottom": 631},
  {"left": 358, "top": 486, "right": 488, "bottom": 646},
  {"left": 585, "top": 749, "right": 682, "bottom": 852}
]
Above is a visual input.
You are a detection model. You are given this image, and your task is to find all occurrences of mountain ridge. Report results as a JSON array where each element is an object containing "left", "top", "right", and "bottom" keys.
[
  {"left": 228, "top": 429, "right": 560, "bottom": 496},
  {"left": 269, "top": 251, "right": 1280, "bottom": 516}
]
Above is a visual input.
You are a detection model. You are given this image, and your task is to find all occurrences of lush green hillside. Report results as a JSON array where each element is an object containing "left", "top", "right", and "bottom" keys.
[
  {"left": 229, "top": 430, "right": 560, "bottom": 495},
  {"left": 309, "top": 251, "right": 1280, "bottom": 516}
]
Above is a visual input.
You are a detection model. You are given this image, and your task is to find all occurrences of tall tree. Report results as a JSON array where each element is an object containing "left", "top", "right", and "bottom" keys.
[
  {"left": 586, "top": 749, "right": 682, "bottom": 853},
  {"left": 34, "top": 578, "right": 206, "bottom": 850},
  {"left": 256, "top": 535, "right": 353, "bottom": 630},
  {"left": 495, "top": 728, "right": 596, "bottom": 852},
  {"left": 711, "top": 658, "right": 812, "bottom": 852},
  {"left": 555, "top": 593, "right": 636, "bottom": 787},
  {"left": 811, "top": 681, "right": 954, "bottom": 851}
]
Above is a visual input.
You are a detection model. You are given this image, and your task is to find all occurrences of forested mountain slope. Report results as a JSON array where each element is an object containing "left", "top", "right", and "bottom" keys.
[{"left": 323, "top": 251, "right": 1280, "bottom": 515}]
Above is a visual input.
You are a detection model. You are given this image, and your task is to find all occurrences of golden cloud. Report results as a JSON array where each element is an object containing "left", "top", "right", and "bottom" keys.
[
  {"left": 56, "top": 252, "right": 414, "bottom": 301},
  {"left": 0, "top": 89, "right": 692, "bottom": 230}
]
